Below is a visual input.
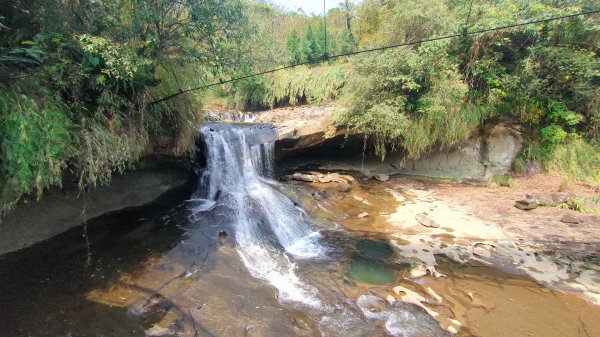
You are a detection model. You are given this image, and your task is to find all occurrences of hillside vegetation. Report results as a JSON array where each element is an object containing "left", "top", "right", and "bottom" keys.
[
  {"left": 1, "top": 0, "right": 599, "bottom": 214},
  {"left": 218, "top": 0, "right": 599, "bottom": 187}
]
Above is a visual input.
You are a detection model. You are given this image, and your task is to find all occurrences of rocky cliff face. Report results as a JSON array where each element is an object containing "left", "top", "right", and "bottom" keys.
[
  {"left": 206, "top": 105, "right": 345, "bottom": 152},
  {"left": 394, "top": 122, "right": 524, "bottom": 180},
  {"left": 207, "top": 107, "right": 524, "bottom": 181}
]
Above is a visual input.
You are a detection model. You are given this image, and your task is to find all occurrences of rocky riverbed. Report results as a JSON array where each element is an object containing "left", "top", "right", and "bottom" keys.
[{"left": 284, "top": 170, "right": 600, "bottom": 336}]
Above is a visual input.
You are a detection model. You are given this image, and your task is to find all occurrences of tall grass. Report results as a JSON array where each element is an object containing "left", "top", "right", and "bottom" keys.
[{"left": 212, "top": 64, "right": 349, "bottom": 110}]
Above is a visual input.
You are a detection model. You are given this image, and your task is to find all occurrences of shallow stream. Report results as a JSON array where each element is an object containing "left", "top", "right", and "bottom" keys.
[{"left": 1, "top": 123, "right": 598, "bottom": 337}]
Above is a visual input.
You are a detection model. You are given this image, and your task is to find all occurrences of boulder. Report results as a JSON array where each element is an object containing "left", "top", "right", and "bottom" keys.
[
  {"left": 560, "top": 214, "right": 583, "bottom": 224},
  {"left": 415, "top": 213, "right": 440, "bottom": 228},
  {"left": 292, "top": 173, "right": 316, "bottom": 182},
  {"left": 408, "top": 264, "right": 428, "bottom": 278},
  {"left": 373, "top": 173, "right": 390, "bottom": 182},
  {"left": 515, "top": 199, "right": 538, "bottom": 211}
]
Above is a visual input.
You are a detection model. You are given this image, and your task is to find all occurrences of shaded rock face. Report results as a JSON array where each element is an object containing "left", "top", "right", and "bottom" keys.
[
  {"left": 395, "top": 123, "right": 523, "bottom": 180},
  {"left": 0, "top": 157, "right": 193, "bottom": 255}
]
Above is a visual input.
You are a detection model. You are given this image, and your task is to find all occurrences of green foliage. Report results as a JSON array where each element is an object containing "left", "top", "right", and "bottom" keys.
[
  {"left": 516, "top": 136, "right": 600, "bottom": 188},
  {"left": 334, "top": 43, "right": 489, "bottom": 159},
  {"left": 338, "top": 31, "right": 357, "bottom": 54},
  {"left": 568, "top": 197, "right": 597, "bottom": 213},
  {"left": 302, "top": 24, "right": 319, "bottom": 62},
  {"left": 0, "top": 90, "right": 72, "bottom": 212},
  {"left": 0, "top": 0, "right": 249, "bottom": 214},
  {"left": 286, "top": 30, "right": 302, "bottom": 65},
  {"left": 78, "top": 34, "right": 152, "bottom": 84}
]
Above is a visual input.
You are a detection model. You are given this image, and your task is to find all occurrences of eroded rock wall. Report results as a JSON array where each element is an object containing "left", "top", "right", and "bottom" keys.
[
  {"left": 395, "top": 123, "right": 523, "bottom": 179},
  {"left": 0, "top": 157, "right": 193, "bottom": 255}
]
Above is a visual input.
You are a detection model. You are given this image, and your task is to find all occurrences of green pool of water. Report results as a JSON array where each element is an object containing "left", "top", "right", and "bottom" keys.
[
  {"left": 345, "top": 255, "right": 398, "bottom": 285},
  {"left": 356, "top": 239, "right": 393, "bottom": 260}
]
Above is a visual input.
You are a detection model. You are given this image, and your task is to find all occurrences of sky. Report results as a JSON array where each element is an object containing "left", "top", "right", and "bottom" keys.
[{"left": 270, "top": 0, "right": 340, "bottom": 15}]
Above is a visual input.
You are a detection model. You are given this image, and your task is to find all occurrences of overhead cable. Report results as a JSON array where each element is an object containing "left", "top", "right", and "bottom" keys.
[{"left": 150, "top": 9, "right": 599, "bottom": 105}]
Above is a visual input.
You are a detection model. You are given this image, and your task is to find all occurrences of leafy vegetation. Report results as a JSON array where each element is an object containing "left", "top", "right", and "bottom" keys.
[
  {"left": 221, "top": 0, "right": 599, "bottom": 186},
  {"left": 0, "top": 0, "right": 248, "bottom": 213}
]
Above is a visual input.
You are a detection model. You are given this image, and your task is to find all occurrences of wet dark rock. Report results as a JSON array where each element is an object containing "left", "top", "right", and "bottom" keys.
[
  {"left": 515, "top": 199, "right": 538, "bottom": 210},
  {"left": 0, "top": 157, "right": 192, "bottom": 255},
  {"left": 218, "top": 230, "right": 228, "bottom": 238},
  {"left": 415, "top": 213, "right": 440, "bottom": 228}
]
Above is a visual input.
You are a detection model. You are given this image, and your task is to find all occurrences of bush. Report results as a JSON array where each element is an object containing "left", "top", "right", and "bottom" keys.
[
  {"left": 0, "top": 90, "right": 72, "bottom": 213},
  {"left": 333, "top": 43, "right": 491, "bottom": 159}
]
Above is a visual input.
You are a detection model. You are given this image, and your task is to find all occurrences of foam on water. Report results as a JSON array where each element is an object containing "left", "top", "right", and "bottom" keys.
[{"left": 194, "top": 123, "right": 322, "bottom": 306}]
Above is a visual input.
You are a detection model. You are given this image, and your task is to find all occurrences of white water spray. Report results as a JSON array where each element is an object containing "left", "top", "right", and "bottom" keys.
[{"left": 195, "top": 124, "right": 322, "bottom": 306}]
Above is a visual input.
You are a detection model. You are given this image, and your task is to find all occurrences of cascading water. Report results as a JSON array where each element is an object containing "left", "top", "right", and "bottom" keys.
[{"left": 194, "top": 123, "right": 322, "bottom": 306}]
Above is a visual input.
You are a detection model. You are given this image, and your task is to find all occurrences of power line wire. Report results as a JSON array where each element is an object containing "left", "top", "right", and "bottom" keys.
[{"left": 150, "top": 9, "right": 599, "bottom": 105}]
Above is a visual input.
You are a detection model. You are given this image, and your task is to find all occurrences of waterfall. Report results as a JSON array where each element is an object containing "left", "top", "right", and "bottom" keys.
[{"left": 194, "top": 123, "right": 322, "bottom": 306}]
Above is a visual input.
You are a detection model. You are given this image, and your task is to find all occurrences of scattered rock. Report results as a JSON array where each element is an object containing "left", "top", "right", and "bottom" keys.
[
  {"left": 358, "top": 212, "right": 369, "bottom": 218},
  {"left": 415, "top": 213, "right": 440, "bottom": 228},
  {"left": 373, "top": 173, "right": 390, "bottom": 182},
  {"left": 408, "top": 263, "right": 428, "bottom": 278},
  {"left": 515, "top": 199, "right": 538, "bottom": 210},
  {"left": 525, "top": 192, "right": 572, "bottom": 206},
  {"left": 561, "top": 213, "right": 583, "bottom": 224},
  {"left": 145, "top": 325, "right": 174, "bottom": 337},
  {"left": 292, "top": 173, "right": 316, "bottom": 182}
]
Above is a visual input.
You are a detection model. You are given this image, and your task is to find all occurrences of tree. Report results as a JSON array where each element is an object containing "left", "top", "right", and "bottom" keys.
[
  {"left": 340, "top": 0, "right": 355, "bottom": 38},
  {"left": 338, "top": 30, "right": 356, "bottom": 54},
  {"left": 302, "top": 24, "right": 318, "bottom": 62},
  {"left": 286, "top": 29, "right": 302, "bottom": 65}
]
